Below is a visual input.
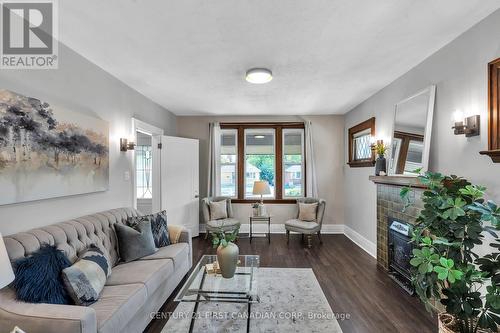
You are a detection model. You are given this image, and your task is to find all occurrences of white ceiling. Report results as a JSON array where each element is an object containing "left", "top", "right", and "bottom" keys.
[{"left": 59, "top": 1, "right": 500, "bottom": 116}]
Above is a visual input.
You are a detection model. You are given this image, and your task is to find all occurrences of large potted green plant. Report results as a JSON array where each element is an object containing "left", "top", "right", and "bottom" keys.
[
  {"left": 401, "top": 172, "right": 500, "bottom": 333},
  {"left": 211, "top": 229, "right": 239, "bottom": 278}
]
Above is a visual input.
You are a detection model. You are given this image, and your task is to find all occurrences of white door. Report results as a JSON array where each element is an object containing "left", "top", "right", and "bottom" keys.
[{"left": 155, "top": 136, "right": 199, "bottom": 237}]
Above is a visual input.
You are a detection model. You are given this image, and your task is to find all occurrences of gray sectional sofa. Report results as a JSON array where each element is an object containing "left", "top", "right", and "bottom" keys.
[{"left": 0, "top": 207, "right": 192, "bottom": 333}]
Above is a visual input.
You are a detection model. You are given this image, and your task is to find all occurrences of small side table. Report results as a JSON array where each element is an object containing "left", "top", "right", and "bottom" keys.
[{"left": 249, "top": 215, "right": 271, "bottom": 243}]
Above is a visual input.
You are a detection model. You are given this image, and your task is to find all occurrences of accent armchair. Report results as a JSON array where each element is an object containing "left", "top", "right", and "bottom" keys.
[
  {"left": 201, "top": 196, "right": 241, "bottom": 238},
  {"left": 285, "top": 198, "right": 326, "bottom": 248}
]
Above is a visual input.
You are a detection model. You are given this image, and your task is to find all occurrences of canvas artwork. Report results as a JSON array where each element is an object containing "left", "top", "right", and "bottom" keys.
[{"left": 0, "top": 89, "right": 109, "bottom": 205}]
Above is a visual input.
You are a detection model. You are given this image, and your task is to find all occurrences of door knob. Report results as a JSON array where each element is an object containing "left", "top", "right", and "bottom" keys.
[{"left": 194, "top": 195, "right": 199, "bottom": 198}]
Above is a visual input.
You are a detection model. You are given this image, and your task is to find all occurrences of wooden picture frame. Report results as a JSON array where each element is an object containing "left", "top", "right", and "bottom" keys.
[
  {"left": 347, "top": 117, "right": 375, "bottom": 167},
  {"left": 480, "top": 58, "right": 500, "bottom": 162}
]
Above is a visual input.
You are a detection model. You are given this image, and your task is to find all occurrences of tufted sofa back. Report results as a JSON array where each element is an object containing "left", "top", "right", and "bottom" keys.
[{"left": 3, "top": 207, "right": 141, "bottom": 267}]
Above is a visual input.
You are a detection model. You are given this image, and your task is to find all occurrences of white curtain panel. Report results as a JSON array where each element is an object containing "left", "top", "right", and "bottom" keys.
[
  {"left": 207, "top": 122, "right": 221, "bottom": 197},
  {"left": 304, "top": 121, "right": 319, "bottom": 198}
]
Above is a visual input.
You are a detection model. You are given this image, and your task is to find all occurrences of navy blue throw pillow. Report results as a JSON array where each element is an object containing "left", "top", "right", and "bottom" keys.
[{"left": 12, "top": 244, "right": 72, "bottom": 304}]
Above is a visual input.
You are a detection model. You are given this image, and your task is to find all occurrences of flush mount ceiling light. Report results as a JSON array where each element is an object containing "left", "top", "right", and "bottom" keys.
[
  {"left": 245, "top": 68, "right": 272, "bottom": 84},
  {"left": 254, "top": 135, "right": 265, "bottom": 139}
]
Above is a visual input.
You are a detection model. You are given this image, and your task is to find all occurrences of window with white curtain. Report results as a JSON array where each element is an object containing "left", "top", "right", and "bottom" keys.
[
  {"left": 283, "top": 128, "right": 304, "bottom": 198},
  {"left": 220, "top": 129, "right": 238, "bottom": 197},
  {"left": 217, "top": 123, "right": 306, "bottom": 202}
]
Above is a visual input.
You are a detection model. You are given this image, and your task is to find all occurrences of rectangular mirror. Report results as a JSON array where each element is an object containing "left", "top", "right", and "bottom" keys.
[{"left": 388, "top": 85, "right": 436, "bottom": 176}]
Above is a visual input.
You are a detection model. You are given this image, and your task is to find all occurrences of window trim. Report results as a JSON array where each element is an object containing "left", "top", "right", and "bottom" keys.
[
  {"left": 347, "top": 117, "right": 376, "bottom": 167},
  {"left": 220, "top": 122, "right": 306, "bottom": 203},
  {"left": 480, "top": 58, "right": 500, "bottom": 162}
]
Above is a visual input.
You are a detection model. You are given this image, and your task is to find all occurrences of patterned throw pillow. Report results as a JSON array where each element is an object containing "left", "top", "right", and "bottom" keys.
[
  {"left": 127, "top": 211, "right": 170, "bottom": 248},
  {"left": 12, "top": 244, "right": 72, "bottom": 304},
  {"left": 62, "top": 245, "right": 111, "bottom": 306}
]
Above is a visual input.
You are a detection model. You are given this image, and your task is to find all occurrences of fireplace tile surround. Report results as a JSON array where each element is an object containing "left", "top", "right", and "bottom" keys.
[{"left": 370, "top": 176, "right": 426, "bottom": 270}]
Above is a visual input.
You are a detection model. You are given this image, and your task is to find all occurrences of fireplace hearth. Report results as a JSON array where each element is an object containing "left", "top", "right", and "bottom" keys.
[{"left": 388, "top": 217, "right": 414, "bottom": 295}]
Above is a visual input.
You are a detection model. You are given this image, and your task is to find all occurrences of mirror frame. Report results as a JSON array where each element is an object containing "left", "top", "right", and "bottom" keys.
[{"left": 388, "top": 85, "right": 436, "bottom": 176}]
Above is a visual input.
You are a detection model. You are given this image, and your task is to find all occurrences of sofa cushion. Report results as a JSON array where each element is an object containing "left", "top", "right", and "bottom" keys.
[
  {"left": 105, "top": 259, "right": 173, "bottom": 295},
  {"left": 140, "top": 243, "right": 189, "bottom": 268},
  {"left": 90, "top": 283, "right": 146, "bottom": 333},
  {"left": 285, "top": 219, "right": 320, "bottom": 231},
  {"left": 206, "top": 218, "right": 240, "bottom": 229}
]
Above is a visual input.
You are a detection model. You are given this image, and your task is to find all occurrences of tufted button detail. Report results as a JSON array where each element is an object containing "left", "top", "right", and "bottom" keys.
[{"left": 3, "top": 208, "right": 140, "bottom": 266}]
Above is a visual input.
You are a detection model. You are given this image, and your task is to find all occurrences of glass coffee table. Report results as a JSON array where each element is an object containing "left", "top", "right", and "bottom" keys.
[{"left": 175, "top": 255, "right": 260, "bottom": 333}]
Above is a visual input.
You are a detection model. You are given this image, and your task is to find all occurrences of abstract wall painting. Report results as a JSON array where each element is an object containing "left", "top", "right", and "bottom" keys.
[{"left": 0, "top": 89, "right": 109, "bottom": 205}]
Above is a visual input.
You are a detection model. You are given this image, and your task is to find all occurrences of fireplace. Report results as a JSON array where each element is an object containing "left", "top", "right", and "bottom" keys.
[{"left": 388, "top": 217, "right": 414, "bottom": 294}]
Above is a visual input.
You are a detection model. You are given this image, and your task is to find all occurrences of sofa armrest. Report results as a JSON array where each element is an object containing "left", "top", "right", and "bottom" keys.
[
  {"left": 0, "top": 288, "right": 97, "bottom": 333},
  {"left": 168, "top": 225, "right": 192, "bottom": 268}
]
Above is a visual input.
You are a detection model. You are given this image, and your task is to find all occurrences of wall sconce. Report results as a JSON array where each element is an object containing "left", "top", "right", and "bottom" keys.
[
  {"left": 120, "top": 138, "right": 135, "bottom": 152},
  {"left": 452, "top": 111, "right": 480, "bottom": 137}
]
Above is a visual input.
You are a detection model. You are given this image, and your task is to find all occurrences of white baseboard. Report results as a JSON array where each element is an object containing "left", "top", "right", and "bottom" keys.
[
  {"left": 199, "top": 223, "right": 376, "bottom": 258},
  {"left": 343, "top": 225, "right": 377, "bottom": 258},
  {"left": 199, "top": 223, "right": 344, "bottom": 234}
]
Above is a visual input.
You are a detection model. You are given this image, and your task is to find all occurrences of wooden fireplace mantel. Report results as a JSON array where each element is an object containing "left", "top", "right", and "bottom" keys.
[{"left": 369, "top": 175, "right": 428, "bottom": 189}]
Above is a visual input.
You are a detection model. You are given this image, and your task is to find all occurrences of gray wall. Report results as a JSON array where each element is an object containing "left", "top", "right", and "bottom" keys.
[
  {"left": 344, "top": 9, "right": 500, "bottom": 251},
  {"left": 177, "top": 115, "right": 345, "bottom": 228},
  {"left": 0, "top": 43, "right": 176, "bottom": 235}
]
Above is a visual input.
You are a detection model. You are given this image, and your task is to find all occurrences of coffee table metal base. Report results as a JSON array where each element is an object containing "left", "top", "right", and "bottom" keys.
[{"left": 187, "top": 270, "right": 254, "bottom": 333}]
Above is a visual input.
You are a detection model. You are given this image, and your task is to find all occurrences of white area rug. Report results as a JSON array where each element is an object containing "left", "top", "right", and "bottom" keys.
[{"left": 162, "top": 268, "right": 343, "bottom": 333}]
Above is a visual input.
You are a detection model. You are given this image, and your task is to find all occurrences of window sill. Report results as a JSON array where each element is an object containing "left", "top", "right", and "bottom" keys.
[
  {"left": 347, "top": 160, "right": 375, "bottom": 168},
  {"left": 231, "top": 199, "right": 297, "bottom": 204}
]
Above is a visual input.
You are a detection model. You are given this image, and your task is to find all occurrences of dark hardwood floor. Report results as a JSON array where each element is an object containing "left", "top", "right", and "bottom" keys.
[{"left": 145, "top": 234, "right": 437, "bottom": 333}]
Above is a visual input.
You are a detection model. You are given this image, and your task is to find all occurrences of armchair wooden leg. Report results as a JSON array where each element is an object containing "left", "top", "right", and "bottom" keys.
[
  {"left": 317, "top": 231, "right": 323, "bottom": 244},
  {"left": 204, "top": 232, "right": 209, "bottom": 240},
  {"left": 301, "top": 234, "right": 304, "bottom": 242},
  {"left": 286, "top": 230, "right": 290, "bottom": 244},
  {"left": 307, "top": 234, "right": 312, "bottom": 248}
]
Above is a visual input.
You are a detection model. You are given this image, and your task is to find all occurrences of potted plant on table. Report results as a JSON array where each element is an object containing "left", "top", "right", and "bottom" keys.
[
  {"left": 211, "top": 229, "right": 239, "bottom": 278},
  {"left": 401, "top": 172, "right": 500, "bottom": 333}
]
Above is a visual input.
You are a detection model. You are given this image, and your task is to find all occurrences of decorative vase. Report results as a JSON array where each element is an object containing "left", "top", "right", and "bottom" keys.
[
  {"left": 252, "top": 207, "right": 259, "bottom": 217},
  {"left": 375, "top": 154, "right": 386, "bottom": 176},
  {"left": 216, "top": 242, "right": 239, "bottom": 278}
]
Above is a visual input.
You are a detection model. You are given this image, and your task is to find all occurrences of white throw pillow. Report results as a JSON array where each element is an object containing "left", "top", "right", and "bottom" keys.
[
  {"left": 298, "top": 202, "right": 318, "bottom": 222},
  {"left": 209, "top": 200, "right": 228, "bottom": 220}
]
